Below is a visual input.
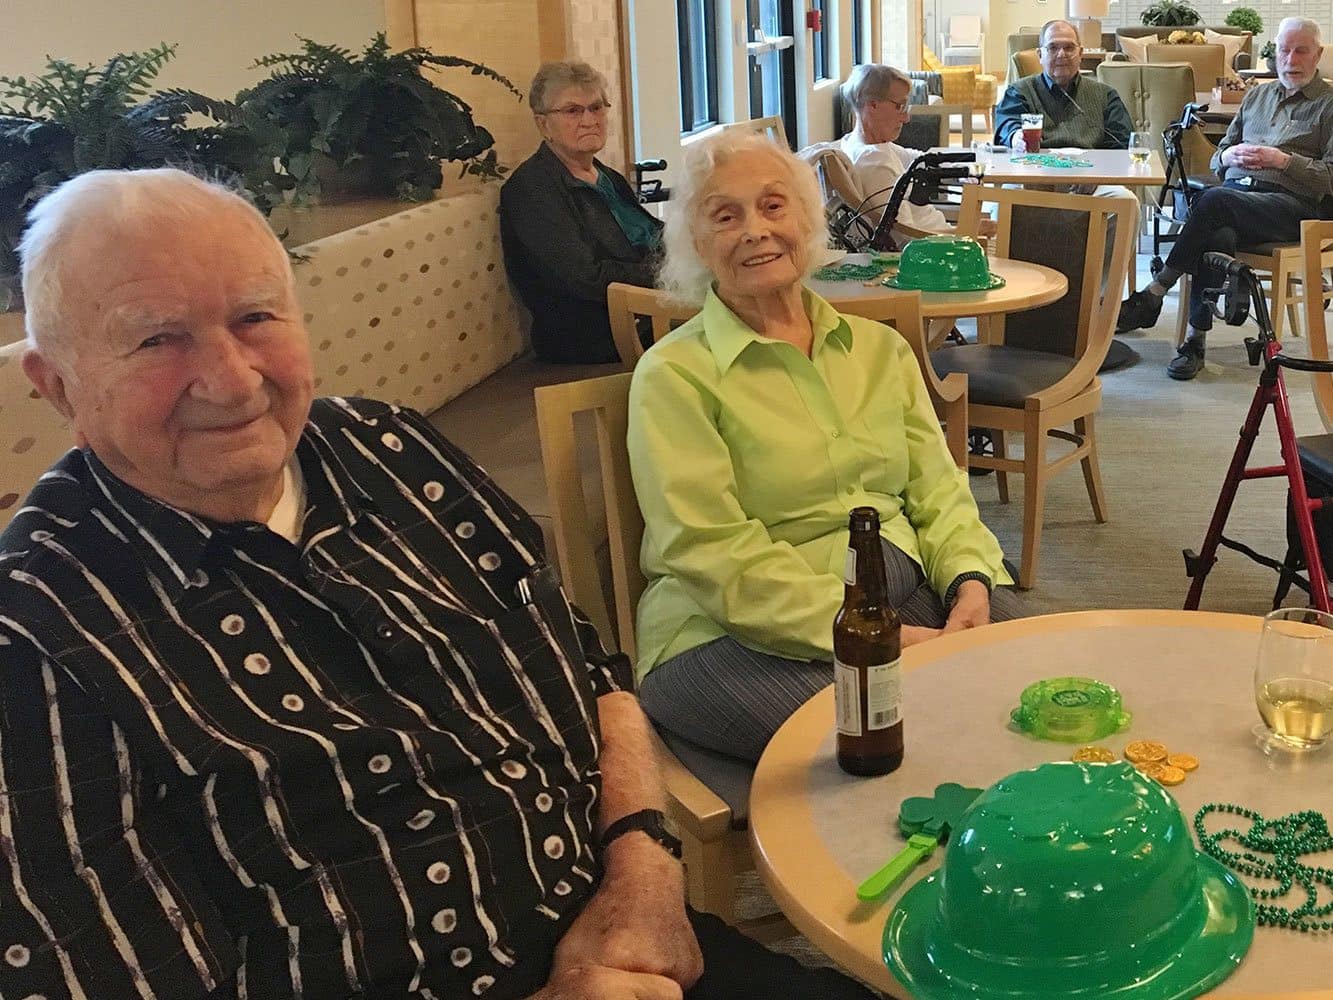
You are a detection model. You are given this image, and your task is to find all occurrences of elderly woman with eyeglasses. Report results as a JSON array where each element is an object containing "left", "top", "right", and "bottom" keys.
[
  {"left": 501, "top": 60, "right": 662, "bottom": 364},
  {"left": 627, "top": 131, "right": 1018, "bottom": 765}
]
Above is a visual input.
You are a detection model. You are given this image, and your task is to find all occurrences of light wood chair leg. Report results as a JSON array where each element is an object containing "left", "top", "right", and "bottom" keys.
[
  {"left": 993, "top": 429, "right": 1009, "bottom": 504},
  {"left": 1175, "top": 272, "right": 1192, "bottom": 349},
  {"left": 682, "top": 834, "right": 737, "bottom": 924},
  {"left": 1284, "top": 260, "right": 1304, "bottom": 340},
  {"left": 1018, "top": 418, "right": 1048, "bottom": 590},
  {"left": 1075, "top": 414, "right": 1108, "bottom": 523},
  {"left": 1271, "top": 257, "right": 1288, "bottom": 342}
]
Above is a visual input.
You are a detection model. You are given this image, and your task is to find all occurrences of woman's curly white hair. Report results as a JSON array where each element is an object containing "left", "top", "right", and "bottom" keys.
[{"left": 658, "top": 130, "right": 828, "bottom": 306}]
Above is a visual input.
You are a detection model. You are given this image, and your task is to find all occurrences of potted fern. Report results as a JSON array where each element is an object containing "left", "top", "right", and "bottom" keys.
[
  {"left": 1140, "top": 1, "right": 1201, "bottom": 27},
  {"left": 1223, "top": 7, "right": 1262, "bottom": 35},
  {"left": 0, "top": 44, "right": 272, "bottom": 307},
  {"left": 236, "top": 34, "right": 522, "bottom": 205}
]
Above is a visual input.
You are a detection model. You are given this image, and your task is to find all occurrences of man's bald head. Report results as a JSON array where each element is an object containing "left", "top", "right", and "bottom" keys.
[{"left": 19, "top": 168, "right": 289, "bottom": 371}]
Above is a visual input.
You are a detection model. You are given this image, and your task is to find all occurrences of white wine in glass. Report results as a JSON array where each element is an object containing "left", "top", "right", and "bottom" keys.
[
  {"left": 1253, "top": 607, "right": 1333, "bottom": 752},
  {"left": 1129, "top": 132, "right": 1152, "bottom": 166}
]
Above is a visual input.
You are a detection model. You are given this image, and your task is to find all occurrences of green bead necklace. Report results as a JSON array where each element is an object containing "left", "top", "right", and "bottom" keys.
[
  {"left": 1194, "top": 802, "right": 1333, "bottom": 933},
  {"left": 811, "top": 261, "right": 895, "bottom": 282}
]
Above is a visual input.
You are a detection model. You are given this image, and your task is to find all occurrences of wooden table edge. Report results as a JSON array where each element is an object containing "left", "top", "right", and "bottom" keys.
[{"left": 747, "top": 609, "right": 1332, "bottom": 999}]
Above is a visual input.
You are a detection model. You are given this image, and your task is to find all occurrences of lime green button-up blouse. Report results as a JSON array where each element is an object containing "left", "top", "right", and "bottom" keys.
[{"left": 627, "top": 287, "right": 1010, "bottom": 682}]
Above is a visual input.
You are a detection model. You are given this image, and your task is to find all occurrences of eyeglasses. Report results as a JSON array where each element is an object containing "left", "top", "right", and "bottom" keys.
[
  {"left": 875, "top": 97, "right": 909, "bottom": 113},
  {"left": 1042, "top": 43, "right": 1080, "bottom": 55},
  {"left": 542, "top": 101, "right": 611, "bottom": 119}
]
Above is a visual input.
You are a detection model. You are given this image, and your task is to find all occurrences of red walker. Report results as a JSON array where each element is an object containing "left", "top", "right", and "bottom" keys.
[{"left": 1183, "top": 252, "right": 1333, "bottom": 613}]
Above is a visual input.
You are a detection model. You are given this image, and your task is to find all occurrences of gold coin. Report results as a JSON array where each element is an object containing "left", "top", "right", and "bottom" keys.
[
  {"left": 1156, "top": 765, "right": 1187, "bottom": 786},
  {"left": 1124, "top": 740, "right": 1168, "bottom": 763},
  {"left": 1166, "top": 753, "right": 1199, "bottom": 772},
  {"left": 1072, "top": 746, "right": 1117, "bottom": 763},
  {"left": 1138, "top": 761, "right": 1169, "bottom": 781}
]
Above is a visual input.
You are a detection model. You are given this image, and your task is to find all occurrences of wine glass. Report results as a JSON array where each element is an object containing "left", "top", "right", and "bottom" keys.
[
  {"left": 1129, "top": 132, "right": 1152, "bottom": 167},
  {"left": 1253, "top": 607, "right": 1333, "bottom": 753}
]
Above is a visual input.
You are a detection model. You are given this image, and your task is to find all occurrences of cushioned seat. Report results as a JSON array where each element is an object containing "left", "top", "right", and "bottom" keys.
[
  {"left": 1298, "top": 432, "right": 1333, "bottom": 488},
  {"left": 932, "top": 344, "right": 1079, "bottom": 408},
  {"left": 658, "top": 729, "right": 753, "bottom": 828}
]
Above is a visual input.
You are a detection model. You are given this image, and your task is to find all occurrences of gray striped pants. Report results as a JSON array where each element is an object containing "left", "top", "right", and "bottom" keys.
[{"left": 639, "top": 544, "right": 1021, "bottom": 764}]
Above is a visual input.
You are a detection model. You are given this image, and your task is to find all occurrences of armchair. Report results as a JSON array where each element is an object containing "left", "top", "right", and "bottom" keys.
[{"left": 942, "top": 15, "right": 984, "bottom": 69}]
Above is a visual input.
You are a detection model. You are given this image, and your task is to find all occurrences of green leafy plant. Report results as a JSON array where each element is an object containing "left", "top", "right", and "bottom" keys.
[
  {"left": 1140, "top": 0, "right": 1201, "bottom": 27},
  {"left": 1260, "top": 40, "right": 1277, "bottom": 65},
  {"left": 0, "top": 44, "right": 272, "bottom": 288},
  {"left": 237, "top": 33, "right": 522, "bottom": 205},
  {"left": 1223, "top": 7, "right": 1262, "bottom": 34}
]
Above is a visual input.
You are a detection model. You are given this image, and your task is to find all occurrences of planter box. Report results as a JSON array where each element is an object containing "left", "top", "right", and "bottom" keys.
[{"left": 1212, "top": 85, "right": 1245, "bottom": 104}]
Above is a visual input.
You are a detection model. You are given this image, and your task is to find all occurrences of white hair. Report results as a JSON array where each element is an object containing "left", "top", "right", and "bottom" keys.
[
  {"left": 658, "top": 130, "right": 829, "bottom": 306},
  {"left": 1276, "top": 17, "right": 1321, "bottom": 44},
  {"left": 840, "top": 63, "right": 911, "bottom": 113},
  {"left": 19, "top": 168, "right": 287, "bottom": 370},
  {"left": 528, "top": 60, "right": 609, "bottom": 113}
]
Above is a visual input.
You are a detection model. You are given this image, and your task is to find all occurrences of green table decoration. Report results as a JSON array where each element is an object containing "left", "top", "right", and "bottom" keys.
[
  {"left": 1195, "top": 802, "right": 1333, "bottom": 932},
  {"left": 1011, "top": 153, "right": 1094, "bottom": 168},
  {"left": 855, "top": 782, "right": 982, "bottom": 901}
]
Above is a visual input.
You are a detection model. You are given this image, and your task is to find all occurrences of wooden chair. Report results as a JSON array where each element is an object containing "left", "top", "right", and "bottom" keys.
[
  {"left": 606, "top": 282, "right": 699, "bottom": 368},
  {"left": 837, "top": 292, "right": 971, "bottom": 469},
  {"left": 931, "top": 186, "right": 1137, "bottom": 588},
  {"left": 1301, "top": 219, "right": 1333, "bottom": 432},
  {"left": 533, "top": 372, "right": 791, "bottom": 940},
  {"left": 1175, "top": 244, "right": 1311, "bottom": 347},
  {"left": 721, "top": 114, "right": 787, "bottom": 146}
]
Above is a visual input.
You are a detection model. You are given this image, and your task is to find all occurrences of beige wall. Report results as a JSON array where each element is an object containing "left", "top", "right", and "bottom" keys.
[{"left": 1, "top": 0, "right": 384, "bottom": 99}]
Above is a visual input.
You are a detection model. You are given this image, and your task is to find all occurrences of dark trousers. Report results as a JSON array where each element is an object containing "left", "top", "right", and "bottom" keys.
[
  {"left": 1166, "top": 184, "right": 1313, "bottom": 331},
  {"left": 499, "top": 907, "right": 887, "bottom": 999}
]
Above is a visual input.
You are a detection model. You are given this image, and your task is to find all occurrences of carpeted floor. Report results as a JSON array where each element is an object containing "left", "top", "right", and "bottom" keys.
[{"left": 431, "top": 260, "right": 1330, "bottom": 987}]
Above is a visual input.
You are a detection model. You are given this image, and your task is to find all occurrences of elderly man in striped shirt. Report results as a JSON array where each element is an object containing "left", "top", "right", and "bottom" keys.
[
  {"left": 0, "top": 170, "right": 882, "bottom": 1000},
  {"left": 1117, "top": 17, "right": 1333, "bottom": 380}
]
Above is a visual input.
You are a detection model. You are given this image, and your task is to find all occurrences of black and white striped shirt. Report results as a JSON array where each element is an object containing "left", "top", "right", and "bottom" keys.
[{"left": 0, "top": 397, "right": 627, "bottom": 999}]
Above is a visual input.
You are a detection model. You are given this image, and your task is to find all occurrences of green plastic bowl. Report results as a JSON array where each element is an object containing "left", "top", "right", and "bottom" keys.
[
  {"left": 884, "top": 235, "right": 1004, "bottom": 292},
  {"left": 884, "top": 762, "right": 1255, "bottom": 1000}
]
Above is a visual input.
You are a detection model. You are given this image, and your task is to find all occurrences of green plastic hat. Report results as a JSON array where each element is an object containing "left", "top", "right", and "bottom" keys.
[
  {"left": 884, "top": 235, "right": 1004, "bottom": 292},
  {"left": 1010, "top": 676, "right": 1132, "bottom": 743},
  {"left": 884, "top": 762, "right": 1254, "bottom": 1000}
]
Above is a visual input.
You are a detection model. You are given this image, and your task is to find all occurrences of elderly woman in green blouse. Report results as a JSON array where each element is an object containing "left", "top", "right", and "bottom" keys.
[{"left": 627, "top": 131, "right": 1018, "bottom": 764}]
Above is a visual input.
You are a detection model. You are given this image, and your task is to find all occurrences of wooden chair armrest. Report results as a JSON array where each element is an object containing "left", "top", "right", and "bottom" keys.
[{"left": 646, "top": 722, "right": 734, "bottom": 841}]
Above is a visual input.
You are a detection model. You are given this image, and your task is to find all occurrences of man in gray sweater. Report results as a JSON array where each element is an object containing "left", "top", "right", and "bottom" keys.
[
  {"left": 1118, "top": 17, "right": 1333, "bottom": 380},
  {"left": 994, "top": 20, "right": 1132, "bottom": 152}
]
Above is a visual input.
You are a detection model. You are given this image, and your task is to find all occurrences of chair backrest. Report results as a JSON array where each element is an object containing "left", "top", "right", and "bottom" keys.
[
  {"left": 1008, "top": 32, "right": 1040, "bottom": 58},
  {"left": 922, "top": 102, "right": 973, "bottom": 146},
  {"left": 957, "top": 186, "right": 1136, "bottom": 378},
  {"left": 1096, "top": 62, "right": 1194, "bottom": 148},
  {"left": 898, "top": 112, "right": 947, "bottom": 151},
  {"left": 533, "top": 372, "right": 643, "bottom": 657},
  {"left": 947, "top": 15, "right": 982, "bottom": 46},
  {"left": 1009, "top": 49, "right": 1042, "bottom": 83},
  {"left": 837, "top": 292, "right": 970, "bottom": 468},
  {"left": 1144, "top": 43, "right": 1226, "bottom": 92},
  {"left": 722, "top": 115, "right": 788, "bottom": 146},
  {"left": 606, "top": 283, "right": 700, "bottom": 368},
  {"left": 1301, "top": 220, "right": 1333, "bottom": 434}
]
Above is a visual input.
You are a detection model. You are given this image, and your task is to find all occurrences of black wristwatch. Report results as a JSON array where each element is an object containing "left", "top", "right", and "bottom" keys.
[{"left": 599, "top": 808, "right": 682, "bottom": 860}]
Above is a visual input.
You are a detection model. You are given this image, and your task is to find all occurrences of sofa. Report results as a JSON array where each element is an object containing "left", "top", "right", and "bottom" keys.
[
  {"left": 1115, "top": 26, "right": 1252, "bottom": 71},
  {"left": 0, "top": 185, "right": 528, "bottom": 530}
]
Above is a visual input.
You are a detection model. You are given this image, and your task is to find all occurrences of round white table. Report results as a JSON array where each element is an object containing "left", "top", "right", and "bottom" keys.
[{"left": 749, "top": 610, "right": 1333, "bottom": 999}]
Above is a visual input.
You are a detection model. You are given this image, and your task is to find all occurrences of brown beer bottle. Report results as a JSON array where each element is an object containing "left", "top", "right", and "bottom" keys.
[{"left": 834, "top": 506, "right": 904, "bottom": 776}]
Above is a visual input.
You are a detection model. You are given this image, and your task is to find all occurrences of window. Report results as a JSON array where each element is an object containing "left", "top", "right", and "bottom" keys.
[
  {"left": 852, "top": 0, "right": 871, "bottom": 64},
  {"left": 678, "top": 0, "right": 720, "bottom": 134},
  {"left": 812, "top": 0, "right": 832, "bottom": 81}
]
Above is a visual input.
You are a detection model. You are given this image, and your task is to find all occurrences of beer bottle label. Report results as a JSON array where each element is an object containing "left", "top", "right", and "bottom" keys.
[
  {"left": 865, "top": 658, "right": 902, "bottom": 731},
  {"left": 835, "top": 658, "right": 902, "bottom": 734},
  {"left": 843, "top": 547, "right": 856, "bottom": 586},
  {"left": 834, "top": 660, "right": 861, "bottom": 736}
]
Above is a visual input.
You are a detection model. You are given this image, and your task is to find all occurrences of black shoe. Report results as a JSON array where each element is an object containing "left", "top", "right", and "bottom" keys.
[
  {"left": 1167, "top": 339, "right": 1205, "bottom": 381},
  {"left": 1117, "top": 290, "right": 1164, "bottom": 333}
]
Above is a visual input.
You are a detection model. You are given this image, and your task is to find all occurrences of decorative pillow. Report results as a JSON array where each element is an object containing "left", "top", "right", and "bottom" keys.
[
  {"left": 1119, "top": 33, "right": 1152, "bottom": 64},
  {"left": 1204, "top": 29, "right": 1245, "bottom": 80}
]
